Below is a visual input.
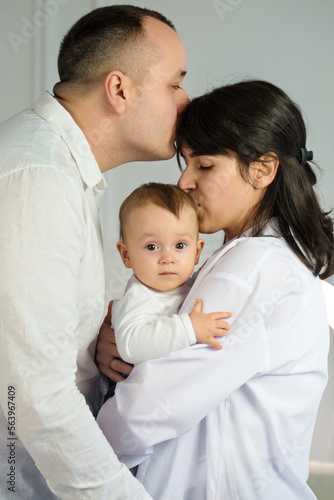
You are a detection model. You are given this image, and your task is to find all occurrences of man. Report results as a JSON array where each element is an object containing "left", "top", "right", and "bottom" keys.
[{"left": 0, "top": 5, "right": 188, "bottom": 499}]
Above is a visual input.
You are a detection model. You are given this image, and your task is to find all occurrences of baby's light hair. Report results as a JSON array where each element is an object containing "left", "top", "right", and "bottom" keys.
[{"left": 119, "top": 182, "right": 198, "bottom": 241}]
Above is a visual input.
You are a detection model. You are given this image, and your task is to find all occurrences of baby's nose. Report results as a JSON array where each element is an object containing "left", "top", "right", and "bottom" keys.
[{"left": 159, "top": 251, "right": 175, "bottom": 264}]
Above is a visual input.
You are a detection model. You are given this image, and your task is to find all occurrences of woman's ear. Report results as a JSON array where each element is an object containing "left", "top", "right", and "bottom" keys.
[
  {"left": 251, "top": 152, "right": 279, "bottom": 189},
  {"left": 116, "top": 241, "right": 132, "bottom": 268},
  {"left": 104, "top": 71, "right": 131, "bottom": 115}
]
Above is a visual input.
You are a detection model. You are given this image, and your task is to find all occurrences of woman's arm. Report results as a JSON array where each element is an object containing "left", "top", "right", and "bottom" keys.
[{"left": 97, "top": 272, "right": 271, "bottom": 463}]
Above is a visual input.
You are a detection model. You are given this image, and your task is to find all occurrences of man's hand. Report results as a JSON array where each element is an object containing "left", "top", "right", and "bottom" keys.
[
  {"left": 189, "top": 298, "right": 232, "bottom": 350},
  {"left": 96, "top": 301, "right": 133, "bottom": 381}
]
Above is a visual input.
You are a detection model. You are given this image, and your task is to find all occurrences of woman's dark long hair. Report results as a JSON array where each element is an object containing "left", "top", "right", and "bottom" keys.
[{"left": 175, "top": 80, "right": 334, "bottom": 279}]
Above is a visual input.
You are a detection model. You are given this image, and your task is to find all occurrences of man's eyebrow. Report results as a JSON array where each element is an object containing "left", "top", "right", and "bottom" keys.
[{"left": 172, "top": 70, "right": 187, "bottom": 80}]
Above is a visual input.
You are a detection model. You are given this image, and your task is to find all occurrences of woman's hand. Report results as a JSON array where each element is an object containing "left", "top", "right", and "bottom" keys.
[{"left": 96, "top": 301, "right": 133, "bottom": 381}]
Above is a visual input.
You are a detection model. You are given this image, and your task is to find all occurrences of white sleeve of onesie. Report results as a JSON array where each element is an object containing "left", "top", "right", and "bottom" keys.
[{"left": 112, "top": 286, "right": 196, "bottom": 364}]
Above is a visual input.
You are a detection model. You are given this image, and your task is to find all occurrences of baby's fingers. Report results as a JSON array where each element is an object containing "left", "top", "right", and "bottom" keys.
[
  {"left": 213, "top": 311, "right": 232, "bottom": 320},
  {"left": 216, "top": 320, "right": 231, "bottom": 333},
  {"left": 207, "top": 337, "right": 223, "bottom": 350}
]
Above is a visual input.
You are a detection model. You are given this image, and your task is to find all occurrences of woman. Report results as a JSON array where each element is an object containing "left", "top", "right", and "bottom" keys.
[{"left": 97, "top": 80, "right": 334, "bottom": 499}]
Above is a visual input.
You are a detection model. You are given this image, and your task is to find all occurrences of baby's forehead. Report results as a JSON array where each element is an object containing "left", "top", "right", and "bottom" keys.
[
  {"left": 131, "top": 201, "right": 196, "bottom": 218},
  {"left": 146, "top": 202, "right": 197, "bottom": 223},
  {"left": 124, "top": 202, "right": 198, "bottom": 237}
]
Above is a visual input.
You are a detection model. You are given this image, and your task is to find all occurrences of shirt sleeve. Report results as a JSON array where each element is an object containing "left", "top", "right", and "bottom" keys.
[
  {"left": 0, "top": 168, "right": 151, "bottom": 499},
  {"left": 113, "top": 287, "right": 196, "bottom": 364},
  {"left": 97, "top": 271, "right": 271, "bottom": 467}
]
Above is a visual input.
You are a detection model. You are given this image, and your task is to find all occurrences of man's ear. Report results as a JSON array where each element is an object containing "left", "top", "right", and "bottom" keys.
[
  {"left": 251, "top": 152, "right": 279, "bottom": 189},
  {"left": 104, "top": 71, "right": 131, "bottom": 115},
  {"left": 116, "top": 241, "right": 132, "bottom": 268},
  {"left": 195, "top": 239, "right": 205, "bottom": 265}
]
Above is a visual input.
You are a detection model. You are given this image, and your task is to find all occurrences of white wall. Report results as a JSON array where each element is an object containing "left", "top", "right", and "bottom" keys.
[{"left": 1, "top": 0, "right": 333, "bottom": 461}]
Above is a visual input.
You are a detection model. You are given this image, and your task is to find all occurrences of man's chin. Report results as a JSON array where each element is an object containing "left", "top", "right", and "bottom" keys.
[
  {"left": 141, "top": 143, "right": 176, "bottom": 162},
  {"left": 162, "top": 143, "right": 177, "bottom": 160}
]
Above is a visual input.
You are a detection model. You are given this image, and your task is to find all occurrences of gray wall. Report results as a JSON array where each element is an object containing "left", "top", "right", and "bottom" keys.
[
  {"left": 1, "top": 0, "right": 333, "bottom": 282},
  {"left": 1, "top": 0, "right": 333, "bottom": 461}
]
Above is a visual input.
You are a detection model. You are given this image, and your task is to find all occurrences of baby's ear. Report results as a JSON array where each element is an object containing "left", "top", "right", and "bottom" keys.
[
  {"left": 195, "top": 239, "right": 205, "bottom": 265},
  {"left": 116, "top": 241, "right": 132, "bottom": 268}
]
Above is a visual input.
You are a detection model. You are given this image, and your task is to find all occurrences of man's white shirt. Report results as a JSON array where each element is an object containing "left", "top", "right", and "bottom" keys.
[{"left": 0, "top": 92, "right": 152, "bottom": 499}]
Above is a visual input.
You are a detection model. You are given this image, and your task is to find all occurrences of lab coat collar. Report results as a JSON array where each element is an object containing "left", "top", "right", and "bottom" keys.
[
  {"left": 200, "top": 219, "right": 281, "bottom": 282},
  {"left": 212, "top": 219, "right": 281, "bottom": 257}
]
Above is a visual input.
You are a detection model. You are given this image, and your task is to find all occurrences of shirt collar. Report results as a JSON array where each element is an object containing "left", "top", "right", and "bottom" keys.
[
  {"left": 33, "top": 92, "right": 107, "bottom": 198},
  {"left": 241, "top": 218, "right": 281, "bottom": 239},
  {"left": 211, "top": 219, "right": 281, "bottom": 257}
]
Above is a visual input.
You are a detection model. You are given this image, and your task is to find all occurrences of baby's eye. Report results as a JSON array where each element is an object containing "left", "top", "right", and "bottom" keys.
[
  {"left": 175, "top": 242, "right": 186, "bottom": 250},
  {"left": 146, "top": 244, "right": 158, "bottom": 251}
]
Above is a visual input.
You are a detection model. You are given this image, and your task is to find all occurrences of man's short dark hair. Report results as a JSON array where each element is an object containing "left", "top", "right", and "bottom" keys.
[{"left": 57, "top": 5, "right": 175, "bottom": 86}]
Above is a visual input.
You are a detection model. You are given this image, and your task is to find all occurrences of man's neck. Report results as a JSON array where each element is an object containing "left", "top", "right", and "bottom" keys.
[{"left": 54, "top": 93, "right": 127, "bottom": 172}]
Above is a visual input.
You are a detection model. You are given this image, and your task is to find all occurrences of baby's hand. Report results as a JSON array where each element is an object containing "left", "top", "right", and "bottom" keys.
[{"left": 189, "top": 298, "right": 232, "bottom": 350}]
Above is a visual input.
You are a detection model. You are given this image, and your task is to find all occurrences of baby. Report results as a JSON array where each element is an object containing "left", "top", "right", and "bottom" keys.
[{"left": 111, "top": 182, "right": 231, "bottom": 365}]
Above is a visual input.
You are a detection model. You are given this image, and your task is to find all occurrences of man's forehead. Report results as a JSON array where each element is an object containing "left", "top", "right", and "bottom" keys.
[{"left": 143, "top": 16, "right": 185, "bottom": 56}]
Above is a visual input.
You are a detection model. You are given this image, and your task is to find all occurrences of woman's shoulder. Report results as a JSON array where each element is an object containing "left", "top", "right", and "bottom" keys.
[
  {"left": 212, "top": 232, "right": 309, "bottom": 286},
  {"left": 215, "top": 232, "right": 284, "bottom": 262}
]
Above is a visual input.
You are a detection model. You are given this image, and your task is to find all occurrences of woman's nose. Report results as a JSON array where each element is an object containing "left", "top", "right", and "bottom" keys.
[
  {"left": 177, "top": 89, "right": 190, "bottom": 115},
  {"left": 178, "top": 167, "right": 195, "bottom": 193}
]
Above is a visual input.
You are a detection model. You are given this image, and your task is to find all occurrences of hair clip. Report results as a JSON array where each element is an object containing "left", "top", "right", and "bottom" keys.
[{"left": 300, "top": 147, "right": 313, "bottom": 166}]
